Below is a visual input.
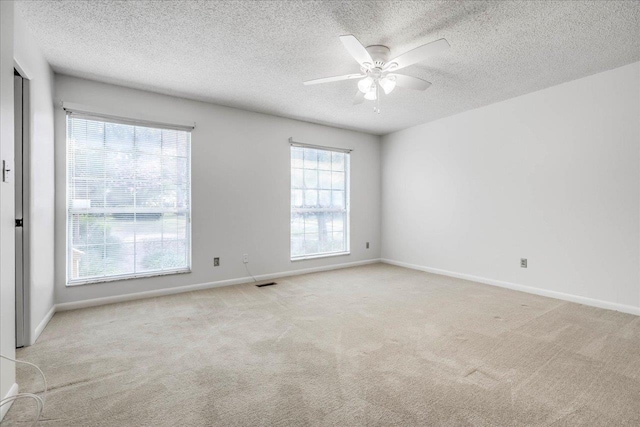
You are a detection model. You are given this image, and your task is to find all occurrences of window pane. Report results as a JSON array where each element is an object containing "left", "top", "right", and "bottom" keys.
[
  {"left": 291, "top": 213, "right": 304, "bottom": 234},
  {"left": 162, "top": 213, "right": 186, "bottom": 241},
  {"left": 106, "top": 150, "right": 135, "bottom": 180},
  {"left": 332, "top": 152, "right": 344, "bottom": 171},
  {"left": 137, "top": 154, "right": 162, "bottom": 181},
  {"left": 73, "top": 149, "right": 104, "bottom": 178},
  {"left": 291, "top": 147, "right": 303, "bottom": 168},
  {"left": 69, "top": 119, "right": 104, "bottom": 151},
  {"left": 319, "top": 190, "right": 331, "bottom": 207},
  {"left": 67, "top": 116, "right": 191, "bottom": 284},
  {"left": 291, "top": 189, "right": 303, "bottom": 207},
  {"left": 317, "top": 212, "right": 332, "bottom": 240},
  {"left": 162, "top": 129, "right": 182, "bottom": 157},
  {"left": 304, "top": 170, "right": 318, "bottom": 188},
  {"left": 291, "top": 168, "right": 303, "bottom": 188},
  {"left": 71, "top": 179, "right": 105, "bottom": 209},
  {"left": 332, "top": 232, "right": 345, "bottom": 251},
  {"left": 332, "top": 213, "right": 344, "bottom": 232},
  {"left": 304, "top": 234, "right": 319, "bottom": 255},
  {"left": 290, "top": 146, "right": 349, "bottom": 259},
  {"left": 106, "top": 122, "right": 134, "bottom": 152},
  {"left": 331, "top": 172, "right": 345, "bottom": 190},
  {"left": 136, "top": 127, "right": 162, "bottom": 154},
  {"left": 291, "top": 233, "right": 304, "bottom": 256},
  {"left": 332, "top": 190, "right": 345, "bottom": 208},
  {"left": 86, "top": 214, "right": 106, "bottom": 245},
  {"left": 105, "top": 180, "right": 134, "bottom": 208},
  {"left": 106, "top": 215, "right": 131, "bottom": 245},
  {"left": 136, "top": 213, "right": 163, "bottom": 241},
  {"left": 75, "top": 245, "right": 105, "bottom": 279},
  {"left": 304, "top": 190, "right": 318, "bottom": 206},
  {"left": 162, "top": 240, "right": 188, "bottom": 270},
  {"left": 318, "top": 151, "right": 331, "bottom": 170},
  {"left": 303, "top": 149, "right": 318, "bottom": 169},
  {"left": 162, "top": 157, "right": 187, "bottom": 181},
  {"left": 304, "top": 213, "right": 318, "bottom": 234},
  {"left": 318, "top": 171, "right": 331, "bottom": 189},
  {"left": 105, "top": 243, "right": 135, "bottom": 276}
]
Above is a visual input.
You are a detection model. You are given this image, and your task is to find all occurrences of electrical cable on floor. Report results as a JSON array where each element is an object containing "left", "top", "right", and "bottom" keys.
[
  {"left": 0, "top": 354, "right": 47, "bottom": 427},
  {"left": 0, "top": 394, "right": 42, "bottom": 427},
  {"left": 244, "top": 262, "right": 258, "bottom": 283}
]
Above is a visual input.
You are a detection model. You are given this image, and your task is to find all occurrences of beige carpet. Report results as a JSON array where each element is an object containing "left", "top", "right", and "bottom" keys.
[{"left": 3, "top": 263, "right": 640, "bottom": 426}]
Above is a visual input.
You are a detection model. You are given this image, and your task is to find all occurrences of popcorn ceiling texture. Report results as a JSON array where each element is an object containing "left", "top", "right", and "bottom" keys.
[{"left": 16, "top": 0, "right": 640, "bottom": 135}]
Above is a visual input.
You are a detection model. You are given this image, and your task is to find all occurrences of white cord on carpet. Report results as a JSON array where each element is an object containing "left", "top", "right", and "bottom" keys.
[
  {"left": 0, "top": 394, "right": 42, "bottom": 427},
  {"left": 0, "top": 354, "right": 47, "bottom": 426},
  {"left": 244, "top": 262, "right": 258, "bottom": 283}
]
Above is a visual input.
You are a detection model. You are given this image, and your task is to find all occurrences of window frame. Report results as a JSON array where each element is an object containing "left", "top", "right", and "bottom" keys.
[
  {"left": 65, "top": 113, "right": 193, "bottom": 286},
  {"left": 290, "top": 143, "right": 351, "bottom": 261}
]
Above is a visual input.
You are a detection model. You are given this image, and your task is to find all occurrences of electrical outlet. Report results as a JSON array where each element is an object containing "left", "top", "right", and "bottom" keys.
[
  {"left": 366, "top": 242, "right": 370, "bottom": 249},
  {"left": 213, "top": 257, "right": 220, "bottom": 267},
  {"left": 520, "top": 258, "right": 527, "bottom": 268},
  {"left": 243, "top": 254, "right": 249, "bottom": 264}
]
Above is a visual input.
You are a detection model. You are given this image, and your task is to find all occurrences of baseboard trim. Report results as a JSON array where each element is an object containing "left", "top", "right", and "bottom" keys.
[
  {"left": 1, "top": 383, "right": 19, "bottom": 420},
  {"left": 56, "top": 258, "right": 382, "bottom": 312},
  {"left": 31, "top": 305, "right": 56, "bottom": 346},
  {"left": 381, "top": 259, "right": 640, "bottom": 316}
]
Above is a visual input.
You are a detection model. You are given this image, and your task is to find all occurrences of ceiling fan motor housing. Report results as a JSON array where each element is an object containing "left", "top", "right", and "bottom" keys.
[{"left": 365, "top": 45, "right": 391, "bottom": 68}]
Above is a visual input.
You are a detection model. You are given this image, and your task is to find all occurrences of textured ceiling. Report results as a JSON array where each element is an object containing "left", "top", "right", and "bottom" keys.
[{"left": 16, "top": 0, "right": 640, "bottom": 135}]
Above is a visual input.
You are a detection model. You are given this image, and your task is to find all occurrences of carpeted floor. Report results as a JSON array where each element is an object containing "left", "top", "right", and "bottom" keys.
[{"left": 3, "top": 263, "right": 640, "bottom": 426}]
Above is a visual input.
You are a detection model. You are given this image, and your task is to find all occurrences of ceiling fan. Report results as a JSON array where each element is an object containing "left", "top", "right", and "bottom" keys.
[{"left": 304, "top": 35, "right": 450, "bottom": 113}]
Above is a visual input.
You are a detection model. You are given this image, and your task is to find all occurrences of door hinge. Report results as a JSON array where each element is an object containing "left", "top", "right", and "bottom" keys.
[{"left": 15, "top": 218, "right": 23, "bottom": 227}]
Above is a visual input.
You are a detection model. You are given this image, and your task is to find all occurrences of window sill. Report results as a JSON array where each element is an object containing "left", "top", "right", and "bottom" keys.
[
  {"left": 66, "top": 268, "right": 191, "bottom": 287},
  {"left": 291, "top": 251, "right": 350, "bottom": 262}
]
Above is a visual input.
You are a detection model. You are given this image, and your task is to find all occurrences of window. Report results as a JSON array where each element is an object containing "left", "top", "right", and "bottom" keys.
[
  {"left": 66, "top": 114, "right": 191, "bottom": 285},
  {"left": 290, "top": 144, "right": 350, "bottom": 259}
]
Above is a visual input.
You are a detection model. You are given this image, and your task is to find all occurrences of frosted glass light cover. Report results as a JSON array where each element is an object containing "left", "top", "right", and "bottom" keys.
[
  {"left": 358, "top": 77, "right": 374, "bottom": 93},
  {"left": 364, "top": 86, "right": 377, "bottom": 100},
  {"left": 379, "top": 76, "right": 397, "bottom": 94}
]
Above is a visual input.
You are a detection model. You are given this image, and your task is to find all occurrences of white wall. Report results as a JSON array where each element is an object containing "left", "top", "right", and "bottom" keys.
[
  {"left": 54, "top": 75, "right": 382, "bottom": 305},
  {"left": 0, "top": 0, "right": 17, "bottom": 419},
  {"left": 14, "top": 9, "right": 56, "bottom": 345},
  {"left": 382, "top": 62, "right": 640, "bottom": 314}
]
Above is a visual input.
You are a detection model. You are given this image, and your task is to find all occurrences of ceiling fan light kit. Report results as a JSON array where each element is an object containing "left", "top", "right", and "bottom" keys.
[{"left": 304, "top": 35, "right": 450, "bottom": 113}]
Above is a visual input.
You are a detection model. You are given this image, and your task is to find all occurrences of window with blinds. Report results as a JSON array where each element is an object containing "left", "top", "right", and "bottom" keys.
[
  {"left": 290, "top": 145, "right": 350, "bottom": 259},
  {"left": 66, "top": 114, "right": 191, "bottom": 285}
]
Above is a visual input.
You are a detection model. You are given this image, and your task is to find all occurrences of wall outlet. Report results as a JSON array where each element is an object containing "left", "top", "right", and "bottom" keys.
[
  {"left": 213, "top": 257, "right": 220, "bottom": 267},
  {"left": 520, "top": 258, "right": 527, "bottom": 268},
  {"left": 366, "top": 242, "right": 370, "bottom": 249},
  {"left": 243, "top": 254, "right": 249, "bottom": 264}
]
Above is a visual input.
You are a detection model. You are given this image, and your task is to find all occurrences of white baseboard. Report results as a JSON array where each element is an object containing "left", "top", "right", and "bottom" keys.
[
  {"left": 56, "top": 258, "right": 382, "bottom": 312},
  {"left": 1, "top": 383, "right": 19, "bottom": 420},
  {"left": 31, "top": 305, "right": 56, "bottom": 346},
  {"left": 381, "top": 259, "right": 640, "bottom": 316}
]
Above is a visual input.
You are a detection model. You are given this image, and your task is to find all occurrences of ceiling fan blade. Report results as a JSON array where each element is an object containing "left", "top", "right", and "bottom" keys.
[
  {"left": 390, "top": 74, "right": 432, "bottom": 91},
  {"left": 353, "top": 90, "right": 365, "bottom": 105},
  {"left": 339, "top": 35, "right": 373, "bottom": 67},
  {"left": 303, "top": 74, "right": 362, "bottom": 85},
  {"left": 387, "top": 38, "right": 450, "bottom": 71}
]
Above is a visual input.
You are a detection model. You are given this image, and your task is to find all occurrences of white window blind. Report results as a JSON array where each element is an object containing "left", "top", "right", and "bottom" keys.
[
  {"left": 290, "top": 145, "right": 350, "bottom": 259},
  {"left": 67, "top": 114, "right": 191, "bottom": 285}
]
